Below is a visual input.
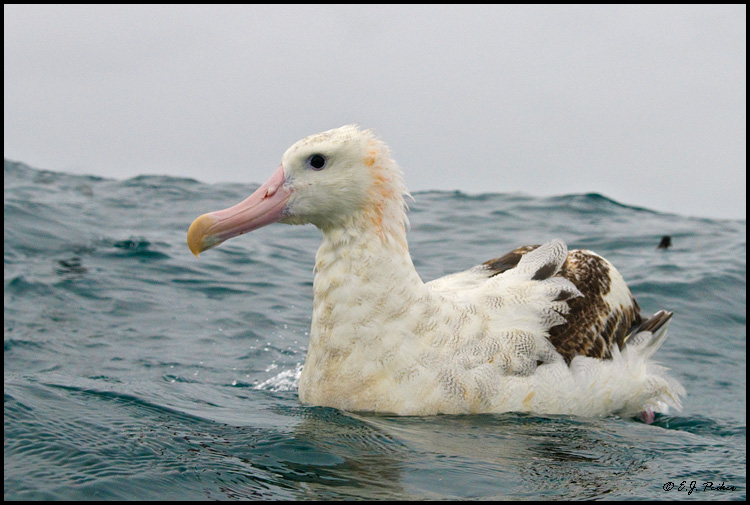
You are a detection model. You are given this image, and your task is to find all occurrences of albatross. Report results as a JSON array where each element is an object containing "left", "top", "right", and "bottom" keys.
[{"left": 187, "top": 125, "right": 685, "bottom": 419}]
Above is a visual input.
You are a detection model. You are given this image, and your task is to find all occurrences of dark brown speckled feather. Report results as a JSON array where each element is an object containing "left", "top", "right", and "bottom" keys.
[{"left": 482, "top": 246, "right": 658, "bottom": 364}]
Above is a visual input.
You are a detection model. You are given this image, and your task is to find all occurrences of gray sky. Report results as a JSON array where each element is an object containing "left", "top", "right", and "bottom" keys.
[{"left": 4, "top": 5, "right": 746, "bottom": 219}]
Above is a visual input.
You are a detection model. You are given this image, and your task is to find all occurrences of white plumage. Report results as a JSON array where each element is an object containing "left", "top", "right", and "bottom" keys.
[{"left": 188, "top": 125, "right": 685, "bottom": 418}]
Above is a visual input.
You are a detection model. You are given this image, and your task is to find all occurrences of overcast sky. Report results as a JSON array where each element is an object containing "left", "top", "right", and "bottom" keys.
[{"left": 4, "top": 5, "right": 746, "bottom": 219}]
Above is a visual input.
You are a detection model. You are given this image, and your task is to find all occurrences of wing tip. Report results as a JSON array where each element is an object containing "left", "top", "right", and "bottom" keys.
[{"left": 625, "top": 310, "right": 675, "bottom": 358}]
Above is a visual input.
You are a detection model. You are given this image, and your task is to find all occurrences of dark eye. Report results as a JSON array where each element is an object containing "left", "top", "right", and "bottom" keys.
[{"left": 307, "top": 154, "right": 327, "bottom": 171}]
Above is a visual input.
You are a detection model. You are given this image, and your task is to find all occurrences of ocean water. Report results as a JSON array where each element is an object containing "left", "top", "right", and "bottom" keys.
[{"left": 4, "top": 159, "right": 746, "bottom": 500}]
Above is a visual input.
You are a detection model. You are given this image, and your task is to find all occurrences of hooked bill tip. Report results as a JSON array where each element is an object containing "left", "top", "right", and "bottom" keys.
[{"left": 187, "top": 213, "right": 219, "bottom": 257}]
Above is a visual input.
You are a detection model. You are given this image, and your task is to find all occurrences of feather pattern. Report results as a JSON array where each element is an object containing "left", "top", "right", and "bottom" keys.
[{"left": 188, "top": 124, "right": 685, "bottom": 417}]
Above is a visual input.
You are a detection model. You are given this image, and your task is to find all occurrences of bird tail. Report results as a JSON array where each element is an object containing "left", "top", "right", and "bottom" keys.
[{"left": 623, "top": 310, "right": 673, "bottom": 359}]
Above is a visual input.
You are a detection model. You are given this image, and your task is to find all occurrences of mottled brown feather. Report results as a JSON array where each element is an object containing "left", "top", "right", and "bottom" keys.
[
  {"left": 483, "top": 246, "right": 645, "bottom": 364},
  {"left": 482, "top": 245, "right": 539, "bottom": 275}
]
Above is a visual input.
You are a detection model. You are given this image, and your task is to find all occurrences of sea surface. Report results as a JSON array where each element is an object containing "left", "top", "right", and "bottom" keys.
[{"left": 4, "top": 159, "right": 746, "bottom": 500}]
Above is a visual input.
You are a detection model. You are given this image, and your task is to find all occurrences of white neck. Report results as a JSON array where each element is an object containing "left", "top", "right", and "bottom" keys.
[
  {"left": 312, "top": 223, "right": 425, "bottom": 337},
  {"left": 298, "top": 222, "right": 432, "bottom": 410}
]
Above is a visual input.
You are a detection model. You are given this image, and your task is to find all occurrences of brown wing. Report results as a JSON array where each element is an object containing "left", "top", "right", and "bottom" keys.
[
  {"left": 482, "top": 246, "right": 643, "bottom": 364},
  {"left": 548, "top": 250, "right": 642, "bottom": 363}
]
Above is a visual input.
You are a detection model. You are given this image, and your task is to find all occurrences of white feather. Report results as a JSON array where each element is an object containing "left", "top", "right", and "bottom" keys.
[{"left": 242, "top": 125, "right": 685, "bottom": 417}]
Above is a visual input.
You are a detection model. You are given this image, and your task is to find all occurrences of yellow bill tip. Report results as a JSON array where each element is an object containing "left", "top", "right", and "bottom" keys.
[{"left": 187, "top": 213, "right": 219, "bottom": 257}]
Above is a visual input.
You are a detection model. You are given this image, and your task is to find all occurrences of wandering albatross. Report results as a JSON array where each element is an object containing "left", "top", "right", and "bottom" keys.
[{"left": 187, "top": 125, "right": 685, "bottom": 419}]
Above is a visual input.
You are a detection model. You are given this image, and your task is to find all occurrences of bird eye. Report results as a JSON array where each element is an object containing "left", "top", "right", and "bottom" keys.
[{"left": 307, "top": 154, "right": 327, "bottom": 171}]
